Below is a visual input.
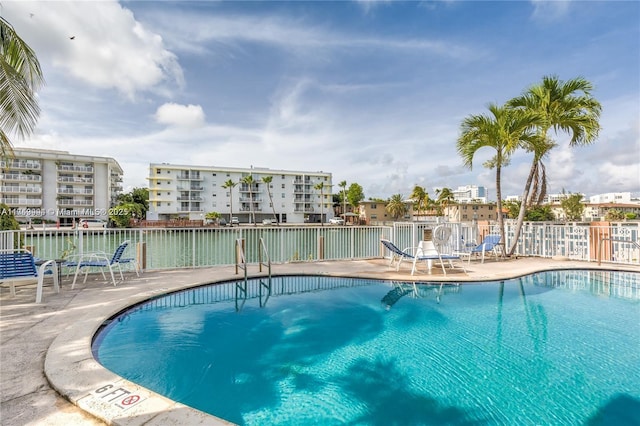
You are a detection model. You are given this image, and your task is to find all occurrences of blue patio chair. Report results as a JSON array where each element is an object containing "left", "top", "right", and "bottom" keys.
[
  {"left": 68, "top": 241, "right": 131, "bottom": 288},
  {"left": 459, "top": 234, "right": 503, "bottom": 263},
  {"left": 0, "top": 249, "right": 60, "bottom": 303}
]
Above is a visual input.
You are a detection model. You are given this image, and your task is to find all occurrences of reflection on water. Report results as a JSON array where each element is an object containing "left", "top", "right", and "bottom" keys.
[{"left": 94, "top": 270, "right": 640, "bottom": 426}]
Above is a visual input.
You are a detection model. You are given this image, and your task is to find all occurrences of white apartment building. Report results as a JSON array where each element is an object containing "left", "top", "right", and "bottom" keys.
[
  {"left": 1, "top": 148, "right": 123, "bottom": 225},
  {"left": 589, "top": 192, "right": 637, "bottom": 204},
  {"left": 147, "top": 164, "right": 333, "bottom": 224},
  {"left": 452, "top": 185, "right": 488, "bottom": 203}
]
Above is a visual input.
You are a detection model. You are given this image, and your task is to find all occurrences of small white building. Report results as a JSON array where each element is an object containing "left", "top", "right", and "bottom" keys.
[
  {"left": 0, "top": 148, "right": 123, "bottom": 225},
  {"left": 147, "top": 164, "right": 333, "bottom": 224}
]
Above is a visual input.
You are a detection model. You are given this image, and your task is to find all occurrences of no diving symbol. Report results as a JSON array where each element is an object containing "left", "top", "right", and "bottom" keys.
[{"left": 121, "top": 395, "right": 140, "bottom": 406}]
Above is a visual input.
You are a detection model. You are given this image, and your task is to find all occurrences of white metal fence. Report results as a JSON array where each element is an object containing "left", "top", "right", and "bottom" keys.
[{"left": 0, "top": 222, "right": 638, "bottom": 270}]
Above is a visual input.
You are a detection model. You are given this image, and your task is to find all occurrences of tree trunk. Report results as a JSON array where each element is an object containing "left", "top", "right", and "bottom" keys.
[{"left": 508, "top": 159, "right": 537, "bottom": 256}]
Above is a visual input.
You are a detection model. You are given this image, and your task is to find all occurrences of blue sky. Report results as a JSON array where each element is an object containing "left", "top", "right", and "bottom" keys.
[{"left": 4, "top": 1, "right": 639, "bottom": 201}]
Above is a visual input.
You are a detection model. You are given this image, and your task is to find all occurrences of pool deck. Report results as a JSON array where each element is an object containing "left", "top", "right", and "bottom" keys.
[{"left": 2, "top": 257, "right": 639, "bottom": 426}]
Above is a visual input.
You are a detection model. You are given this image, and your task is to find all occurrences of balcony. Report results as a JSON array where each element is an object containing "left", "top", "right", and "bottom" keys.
[
  {"left": 57, "top": 199, "right": 94, "bottom": 206},
  {"left": 57, "top": 165, "right": 94, "bottom": 173},
  {"left": 0, "top": 160, "right": 41, "bottom": 170},
  {"left": 0, "top": 173, "right": 42, "bottom": 182},
  {"left": 58, "top": 176, "right": 94, "bottom": 184},
  {"left": 177, "top": 196, "right": 203, "bottom": 201},
  {"left": 177, "top": 173, "right": 203, "bottom": 180},
  {"left": 1, "top": 198, "right": 42, "bottom": 206},
  {"left": 57, "top": 188, "right": 94, "bottom": 195},
  {"left": 1, "top": 186, "right": 42, "bottom": 194}
]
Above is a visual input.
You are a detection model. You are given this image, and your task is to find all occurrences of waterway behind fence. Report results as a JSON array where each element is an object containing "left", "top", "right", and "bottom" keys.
[{"left": 1, "top": 222, "right": 638, "bottom": 270}]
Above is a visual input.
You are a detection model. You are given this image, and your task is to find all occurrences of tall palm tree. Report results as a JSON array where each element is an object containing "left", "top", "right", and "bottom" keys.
[
  {"left": 262, "top": 175, "right": 278, "bottom": 225},
  {"left": 506, "top": 75, "right": 601, "bottom": 255},
  {"left": 386, "top": 194, "right": 407, "bottom": 220},
  {"left": 1, "top": 17, "right": 44, "bottom": 161},
  {"left": 457, "top": 103, "right": 541, "bottom": 247},
  {"left": 338, "top": 180, "right": 347, "bottom": 224},
  {"left": 410, "top": 185, "right": 429, "bottom": 217},
  {"left": 241, "top": 174, "right": 256, "bottom": 225},
  {"left": 221, "top": 179, "right": 237, "bottom": 224},
  {"left": 314, "top": 181, "right": 325, "bottom": 226}
]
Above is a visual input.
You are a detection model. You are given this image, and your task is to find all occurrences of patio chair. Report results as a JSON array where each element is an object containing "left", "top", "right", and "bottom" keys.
[
  {"left": 411, "top": 240, "right": 466, "bottom": 276},
  {"left": 68, "top": 241, "right": 131, "bottom": 288},
  {"left": 0, "top": 249, "right": 59, "bottom": 303},
  {"left": 381, "top": 239, "right": 424, "bottom": 271},
  {"left": 458, "top": 234, "right": 503, "bottom": 263}
]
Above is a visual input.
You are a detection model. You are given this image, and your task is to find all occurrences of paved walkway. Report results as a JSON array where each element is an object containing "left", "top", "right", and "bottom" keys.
[{"left": 1, "top": 257, "right": 639, "bottom": 425}]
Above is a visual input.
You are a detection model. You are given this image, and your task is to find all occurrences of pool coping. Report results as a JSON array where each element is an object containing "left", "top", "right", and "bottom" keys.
[{"left": 28, "top": 258, "right": 640, "bottom": 425}]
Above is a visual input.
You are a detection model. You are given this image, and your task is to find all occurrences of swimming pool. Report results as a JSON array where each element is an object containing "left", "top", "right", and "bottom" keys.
[{"left": 93, "top": 270, "right": 640, "bottom": 425}]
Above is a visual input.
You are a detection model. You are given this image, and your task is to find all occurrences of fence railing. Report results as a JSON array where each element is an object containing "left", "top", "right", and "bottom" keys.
[{"left": 0, "top": 222, "right": 638, "bottom": 271}]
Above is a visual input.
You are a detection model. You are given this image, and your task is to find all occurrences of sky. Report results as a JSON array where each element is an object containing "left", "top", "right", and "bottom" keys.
[{"left": 3, "top": 0, "right": 639, "bottom": 201}]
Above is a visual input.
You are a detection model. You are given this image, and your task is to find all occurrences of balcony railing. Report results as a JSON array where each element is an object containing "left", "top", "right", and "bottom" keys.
[
  {"left": 1, "top": 198, "right": 42, "bottom": 206},
  {"left": 57, "top": 165, "right": 94, "bottom": 172},
  {"left": 1, "top": 186, "right": 42, "bottom": 194},
  {"left": 0, "top": 161, "right": 41, "bottom": 170},
  {"left": 57, "top": 199, "right": 94, "bottom": 206},
  {"left": 57, "top": 188, "right": 94, "bottom": 195},
  {"left": 0, "top": 173, "right": 42, "bottom": 182},
  {"left": 57, "top": 177, "right": 94, "bottom": 183}
]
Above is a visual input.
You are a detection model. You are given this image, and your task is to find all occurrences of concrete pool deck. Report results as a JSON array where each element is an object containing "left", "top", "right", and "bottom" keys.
[{"left": 2, "top": 257, "right": 639, "bottom": 425}]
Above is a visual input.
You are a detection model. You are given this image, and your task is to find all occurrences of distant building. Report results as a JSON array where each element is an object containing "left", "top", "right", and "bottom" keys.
[
  {"left": 589, "top": 192, "right": 637, "bottom": 204},
  {"left": 147, "top": 164, "right": 332, "bottom": 224},
  {"left": 444, "top": 202, "right": 498, "bottom": 222},
  {"left": 451, "top": 185, "right": 488, "bottom": 203},
  {"left": 358, "top": 200, "right": 414, "bottom": 224},
  {"left": 0, "top": 148, "right": 123, "bottom": 225}
]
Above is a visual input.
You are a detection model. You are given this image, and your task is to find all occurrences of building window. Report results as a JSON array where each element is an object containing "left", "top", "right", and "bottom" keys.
[
  {"left": 371, "top": 203, "right": 377, "bottom": 209},
  {"left": 212, "top": 173, "right": 216, "bottom": 176},
  {"left": 157, "top": 202, "right": 161, "bottom": 207},
  {"left": 281, "top": 193, "right": 285, "bottom": 198},
  {"left": 281, "top": 184, "right": 285, "bottom": 189},
  {"left": 156, "top": 169, "right": 161, "bottom": 174},
  {"left": 371, "top": 215, "right": 377, "bottom": 219}
]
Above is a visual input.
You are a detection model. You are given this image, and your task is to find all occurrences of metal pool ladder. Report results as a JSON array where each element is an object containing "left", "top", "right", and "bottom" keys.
[{"left": 235, "top": 238, "right": 272, "bottom": 311}]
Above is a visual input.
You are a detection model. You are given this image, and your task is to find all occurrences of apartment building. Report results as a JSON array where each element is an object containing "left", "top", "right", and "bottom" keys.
[
  {"left": 452, "top": 185, "right": 488, "bottom": 203},
  {"left": 147, "top": 164, "right": 333, "bottom": 224},
  {"left": 0, "top": 148, "right": 123, "bottom": 225}
]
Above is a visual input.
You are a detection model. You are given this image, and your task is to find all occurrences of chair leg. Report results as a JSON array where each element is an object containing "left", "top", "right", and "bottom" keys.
[
  {"left": 36, "top": 275, "right": 44, "bottom": 304},
  {"left": 107, "top": 265, "right": 117, "bottom": 286}
]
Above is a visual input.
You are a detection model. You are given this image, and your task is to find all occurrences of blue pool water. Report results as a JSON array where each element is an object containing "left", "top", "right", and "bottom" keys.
[{"left": 93, "top": 270, "right": 640, "bottom": 425}]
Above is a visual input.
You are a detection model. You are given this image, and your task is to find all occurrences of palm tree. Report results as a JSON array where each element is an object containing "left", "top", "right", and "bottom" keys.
[
  {"left": 1, "top": 17, "right": 45, "bottom": 162},
  {"left": 262, "top": 175, "right": 278, "bottom": 225},
  {"left": 410, "top": 185, "right": 429, "bottom": 218},
  {"left": 221, "top": 179, "right": 237, "bottom": 224},
  {"left": 241, "top": 174, "right": 256, "bottom": 225},
  {"left": 314, "top": 181, "right": 325, "bottom": 226},
  {"left": 457, "top": 103, "right": 541, "bottom": 247},
  {"left": 506, "top": 75, "right": 601, "bottom": 255},
  {"left": 338, "top": 180, "right": 347, "bottom": 224},
  {"left": 386, "top": 194, "right": 407, "bottom": 220},
  {"left": 435, "top": 187, "right": 455, "bottom": 217}
]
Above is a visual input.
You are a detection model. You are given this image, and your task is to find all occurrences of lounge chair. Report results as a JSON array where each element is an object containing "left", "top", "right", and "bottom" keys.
[
  {"left": 458, "top": 234, "right": 503, "bottom": 263},
  {"left": 67, "top": 241, "right": 132, "bottom": 288},
  {"left": 381, "top": 239, "right": 426, "bottom": 271},
  {"left": 0, "top": 249, "right": 59, "bottom": 303},
  {"left": 411, "top": 240, "right": 466, "bottom": 276}
]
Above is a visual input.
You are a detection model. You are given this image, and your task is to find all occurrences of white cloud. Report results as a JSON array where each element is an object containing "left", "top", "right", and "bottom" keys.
[
  {"left": 155, "top": 103, "right": 206, "bottom": 128},
  {"left": 3, "top": 1, "right": 184, "bottom": 99},
  {"left": 530, "top": 0, "right": 572, "bottom": 22}
]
